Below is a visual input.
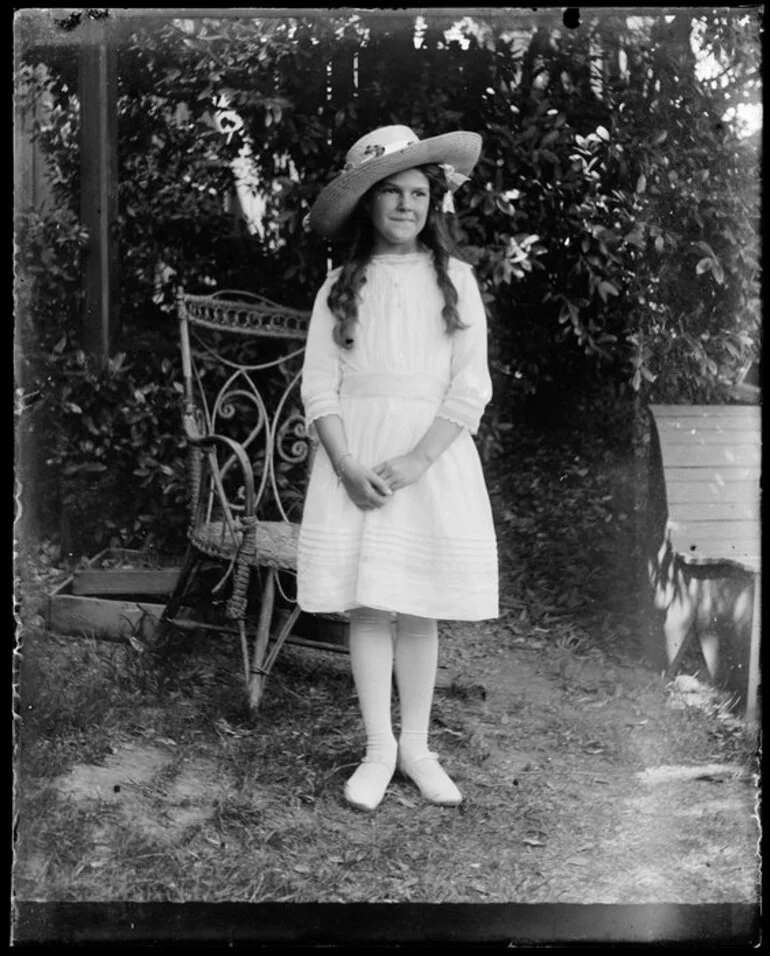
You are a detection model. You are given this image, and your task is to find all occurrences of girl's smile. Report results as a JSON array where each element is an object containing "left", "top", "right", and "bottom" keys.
[{"left": 366, "top": 168, "right": 431, "bottom": 255}]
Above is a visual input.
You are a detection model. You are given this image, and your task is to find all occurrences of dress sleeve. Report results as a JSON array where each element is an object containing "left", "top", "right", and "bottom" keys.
[
  {"left": 300, "top": 276, "right": 342, "bottom": 428},
  {"left": 436, "top": 263, "right": 493, "bottom": 435}
]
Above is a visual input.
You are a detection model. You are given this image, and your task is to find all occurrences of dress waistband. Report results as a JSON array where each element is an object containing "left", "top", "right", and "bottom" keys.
[{"left": 340, "top": 372, "right": 447, "bottom": 402}]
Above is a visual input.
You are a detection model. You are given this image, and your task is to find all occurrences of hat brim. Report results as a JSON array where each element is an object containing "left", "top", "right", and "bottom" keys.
[{"left": 308, "top": 131, "right": 482, "bottom": 240}]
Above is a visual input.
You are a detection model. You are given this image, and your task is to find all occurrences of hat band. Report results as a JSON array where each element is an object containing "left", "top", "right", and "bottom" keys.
[
  {"left": 343, "top": 137, "right": 419, "bottom": 173},
  {"left": 342, "top": 144, "right": 471, "bottom": 193},
  {"left": 439, "top": 163, "right": 470, "bottom": 189}
]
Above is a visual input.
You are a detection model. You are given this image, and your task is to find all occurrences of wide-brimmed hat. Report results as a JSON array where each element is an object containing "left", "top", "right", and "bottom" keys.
[{"left": 307, "top": 124, "right": 482, "bottom": 239}]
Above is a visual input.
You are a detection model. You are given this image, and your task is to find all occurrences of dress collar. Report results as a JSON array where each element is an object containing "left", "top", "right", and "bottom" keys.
[{"left": 369, "top": 249, "right": 432, "bottom": 264}]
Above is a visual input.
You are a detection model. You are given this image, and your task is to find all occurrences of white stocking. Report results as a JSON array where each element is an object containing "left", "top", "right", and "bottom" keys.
[
  {"left": 345, "top": 606, "right": 397, "bottom": 810},
  {"left": 394, "top": 613, "right": 438, "bottom": 761},
  {"left": 394, "top": 614, "right": 462, "bottom": 805}
]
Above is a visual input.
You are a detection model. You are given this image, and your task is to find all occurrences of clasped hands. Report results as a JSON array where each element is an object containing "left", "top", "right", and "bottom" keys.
[{"left": 339, "top": 452, "right": 428, "bottom": 511}]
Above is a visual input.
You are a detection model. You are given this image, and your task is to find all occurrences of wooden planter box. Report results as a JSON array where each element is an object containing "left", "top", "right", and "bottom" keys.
[
  {"left": 47, "top": 549, "right": 173, "bottom": 641},
  {"left": 72, "top": 564, "right": 180, "bottom": 596},
  {"left": 47, "top": 549, "right": 349, "bottom": 652}
]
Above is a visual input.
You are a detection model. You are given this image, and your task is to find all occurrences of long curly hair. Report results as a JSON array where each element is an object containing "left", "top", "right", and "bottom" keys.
[{"left": 327, "top": 163, "right": 469, "bottom": 349}]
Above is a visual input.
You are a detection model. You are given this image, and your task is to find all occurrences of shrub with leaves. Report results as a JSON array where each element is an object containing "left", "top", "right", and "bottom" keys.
[
  {"left": 15, "top": 206, "right": 89, "bottom": 378},
  {"left": 17, "top": 9, "right": 761, "bottom": 551},
  {"left": 36, "top": 340, "right": 189, "bottom": 554}
]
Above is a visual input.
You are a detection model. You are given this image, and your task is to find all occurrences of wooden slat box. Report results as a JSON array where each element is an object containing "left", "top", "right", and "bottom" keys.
[
  {"left": 651, "top": 405, "right": 760, "bottom": 569},
  {"left": 47, "top": 549, "right": 348, "bottom": 652},
  {"left": 649, "top": 404, "right": 761, "bottom": 728}
]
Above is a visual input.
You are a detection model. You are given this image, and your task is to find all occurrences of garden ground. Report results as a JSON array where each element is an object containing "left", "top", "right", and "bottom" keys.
[{"left": 13, "top": 418, "right": 760, "bottom": 916}]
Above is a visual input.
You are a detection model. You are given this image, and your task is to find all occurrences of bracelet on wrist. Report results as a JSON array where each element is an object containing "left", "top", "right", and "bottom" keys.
[{"left": 334, "top": 451, "right": 353, "bottom": 476}]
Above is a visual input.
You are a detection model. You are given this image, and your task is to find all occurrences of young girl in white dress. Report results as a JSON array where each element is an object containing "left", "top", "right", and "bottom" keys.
[{"left": 298, "top": 125, "right": 499, "bottom": 812}]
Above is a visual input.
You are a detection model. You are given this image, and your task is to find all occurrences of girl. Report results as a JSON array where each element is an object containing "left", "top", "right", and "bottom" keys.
[{"left": 298, "top": 125, "right": 499, "bottom": 811}]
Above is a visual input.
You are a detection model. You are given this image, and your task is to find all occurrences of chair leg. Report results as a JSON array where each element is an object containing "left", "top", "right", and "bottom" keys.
[
  {"left": 263, "top": 603, "right": 303, "bottom": 676},
  {"left": 247, "top": 568, "right": 276, "bottom": 711},
  {"left": 238, "top": 619, "right": 251, "bottom": 689},
  {"left": 159, "top": 546, "right": 205, "bottom": 636},
  {"left": 246, "top": 586, "right": 303, "bottom": 711}
]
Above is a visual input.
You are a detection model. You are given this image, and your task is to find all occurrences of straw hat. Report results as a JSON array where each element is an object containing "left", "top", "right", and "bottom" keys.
[{"left": 307, "top": 125, "right": 482, "bottom": 239}]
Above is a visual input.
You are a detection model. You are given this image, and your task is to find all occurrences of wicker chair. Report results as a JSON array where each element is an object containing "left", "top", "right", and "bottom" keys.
[{"left": 161, "top": 289, "right": 317, "bottom": 710}]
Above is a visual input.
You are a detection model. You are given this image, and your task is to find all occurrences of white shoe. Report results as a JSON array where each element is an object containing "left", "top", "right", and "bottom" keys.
[
  {"left": 398, "top": 751, "right": 463, "bottom": 806},
  {"left": 344, "top": 757, "right": 396, "bottom": 812}
]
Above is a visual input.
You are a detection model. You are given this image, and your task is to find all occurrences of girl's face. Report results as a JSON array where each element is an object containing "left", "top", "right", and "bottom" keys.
[{"left": 365, "top": 168, "right": 431, "bottom": 255}]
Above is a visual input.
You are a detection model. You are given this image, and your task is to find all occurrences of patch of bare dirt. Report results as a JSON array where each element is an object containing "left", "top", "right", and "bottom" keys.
[
  {"left": 436, "top": 622, "right": 759, "bottom": 903},
  {"left": 53, "top": 744, "right": 236, "bottom": 845}
]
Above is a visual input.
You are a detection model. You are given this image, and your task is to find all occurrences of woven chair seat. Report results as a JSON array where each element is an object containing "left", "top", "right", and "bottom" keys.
[{"left": 190, "top": 519, "right": 300, "bottom": 570}]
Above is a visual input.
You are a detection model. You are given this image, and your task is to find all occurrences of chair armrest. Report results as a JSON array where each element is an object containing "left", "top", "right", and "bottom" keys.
[
  {"left": 183, "top": 408, "right": 204, "bottom": 442},
  {"left": 195, "top": 434, "right": 257, "bottom": 515}
]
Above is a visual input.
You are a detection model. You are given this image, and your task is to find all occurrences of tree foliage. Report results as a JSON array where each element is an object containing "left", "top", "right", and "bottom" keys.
[{"left": 16, "top": 8, "right": 761, "bottom": 552}]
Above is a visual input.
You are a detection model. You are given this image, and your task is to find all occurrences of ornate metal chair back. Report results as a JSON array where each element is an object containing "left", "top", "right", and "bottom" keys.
[{"left": 177, "top": 289, "right": 311, "bottom": 541}]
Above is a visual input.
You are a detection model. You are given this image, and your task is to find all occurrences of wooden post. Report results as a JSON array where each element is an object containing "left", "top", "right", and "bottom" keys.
[
  {"left": 745, "top": 570, "right": 761, "bottom": 734},
  {"left": 632, "top": 388, "right": 658, "bottom": 665},
  {"left": 79, "top": 26, "right": 118, "bottom": 360},
  {"left": 15, "top": 64, "right": 58, "bottom": 553}
]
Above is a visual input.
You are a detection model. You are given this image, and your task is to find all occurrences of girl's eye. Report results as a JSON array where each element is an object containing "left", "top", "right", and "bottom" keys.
[{"left": 380, "top": 186, "right": 426, "bottom": 197}]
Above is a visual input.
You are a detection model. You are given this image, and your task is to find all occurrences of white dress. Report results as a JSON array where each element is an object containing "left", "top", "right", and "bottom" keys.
[{"left": 297, "top": 250, "right": 499, "bottom": 621}]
